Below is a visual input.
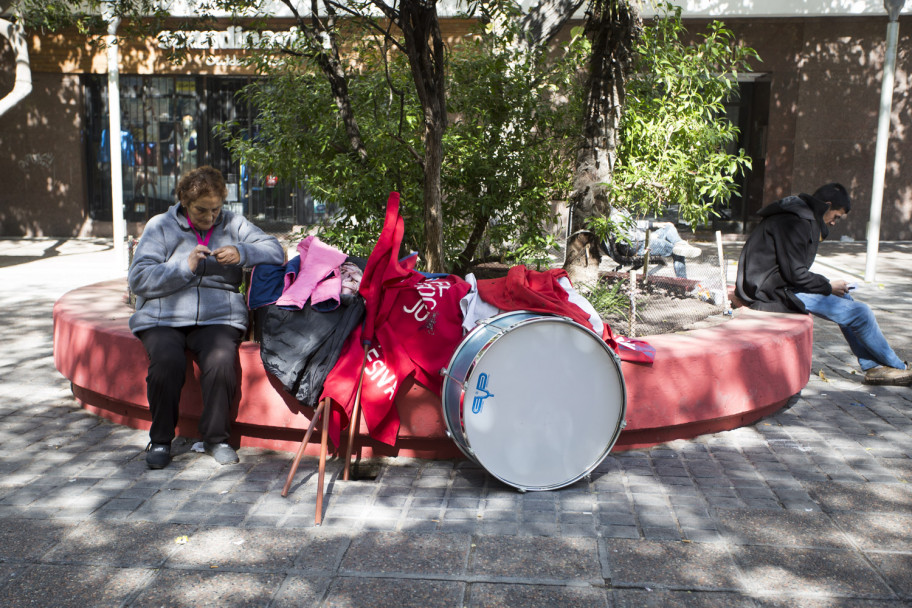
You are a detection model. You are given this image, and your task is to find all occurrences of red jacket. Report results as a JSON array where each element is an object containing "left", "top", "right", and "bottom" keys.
[
  {"left": 320, "top": 194, "right": 469, "bottom": 445},
  {"left": 477, "top": 265, "right": 619, "bottom": 352}
]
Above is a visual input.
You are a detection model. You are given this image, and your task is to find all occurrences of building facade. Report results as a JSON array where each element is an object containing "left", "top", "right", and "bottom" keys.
[
  {"left": 1, "top": 21, "right": 327, "bottom": 237},
  {"left": 1, "top": 2, "right": 910, "bottom": 240},
  {"left": 714, "top": 13, "right": 912, "bottom": 240}
]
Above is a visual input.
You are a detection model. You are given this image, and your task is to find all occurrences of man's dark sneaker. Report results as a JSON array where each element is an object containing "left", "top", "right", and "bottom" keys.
[
  {"left": 146, "top": 442, "right": 171, "bottom": 469},
  {"left": 204, "top": 442, "right": 239, "bottom": 465},
  {"left": 864, "top": 362, "right": 912, "bottom": 386}
]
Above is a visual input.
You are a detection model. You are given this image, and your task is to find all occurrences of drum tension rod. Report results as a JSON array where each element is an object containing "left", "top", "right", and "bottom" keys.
[{"left": 439, "top": 368, "right": 464, "bottom": 387}]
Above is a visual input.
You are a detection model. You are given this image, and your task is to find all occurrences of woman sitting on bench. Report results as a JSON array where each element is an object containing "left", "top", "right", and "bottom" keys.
[{"left": 128, "top": 166, "right": 285, "bottom": 469}]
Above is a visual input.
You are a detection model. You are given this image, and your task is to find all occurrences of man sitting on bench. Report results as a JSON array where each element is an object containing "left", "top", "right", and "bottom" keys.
[{"left": 735, "top": 182, "right": 912, "bottom": 386}]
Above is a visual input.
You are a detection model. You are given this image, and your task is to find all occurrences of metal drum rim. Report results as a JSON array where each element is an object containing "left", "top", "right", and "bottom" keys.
[{"left": 441, "top": 311, "right": 627, "bottom": 491}]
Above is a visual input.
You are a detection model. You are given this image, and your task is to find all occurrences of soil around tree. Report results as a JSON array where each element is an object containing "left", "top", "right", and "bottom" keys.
[
  {"left": 599, "top": 281, "right": 721, "bottom": 337},
  {"left": 466, "top": 262, "right": 724, "bottom": 337}
]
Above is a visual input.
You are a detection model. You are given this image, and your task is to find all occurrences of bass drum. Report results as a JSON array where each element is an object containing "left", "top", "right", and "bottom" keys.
[{"left": 441, "top": 311, "right": 626, "bottom": 491}]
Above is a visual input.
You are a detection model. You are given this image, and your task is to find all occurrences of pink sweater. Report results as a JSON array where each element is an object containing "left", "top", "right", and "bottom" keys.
[{"left": 275, "top": 236, "right": 348, "bottom": 309}]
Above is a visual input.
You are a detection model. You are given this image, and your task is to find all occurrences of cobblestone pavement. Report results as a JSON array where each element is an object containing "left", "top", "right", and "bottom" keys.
[{"left": 1, "top": 238, "right": 910, "bottom": 607}]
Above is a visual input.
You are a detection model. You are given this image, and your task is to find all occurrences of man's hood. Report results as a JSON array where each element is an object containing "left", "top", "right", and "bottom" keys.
[{"left": 757, "top": 194, "right": 830, "bottom": 239}]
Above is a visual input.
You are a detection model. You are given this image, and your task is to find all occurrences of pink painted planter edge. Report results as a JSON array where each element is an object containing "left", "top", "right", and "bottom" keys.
[{"left": 53, "top": 279, "right": 812, "bottom": 458}]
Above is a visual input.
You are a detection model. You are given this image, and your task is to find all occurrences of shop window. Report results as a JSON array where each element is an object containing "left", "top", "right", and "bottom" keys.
[
  {"left": 84, "top": 74, "right": 325, "bottom": 228},
  {"left": 119, "top": 75, "right": 200, "bottom": 221}
]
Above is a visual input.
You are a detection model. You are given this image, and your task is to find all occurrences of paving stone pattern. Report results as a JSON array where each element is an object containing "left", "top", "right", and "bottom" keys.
[{"left": 0, "top": 239, "right": 910, "bottom": 607}]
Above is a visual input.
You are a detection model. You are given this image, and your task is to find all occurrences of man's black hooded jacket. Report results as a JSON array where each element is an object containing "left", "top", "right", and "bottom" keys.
[{"left": 735, "top": 194, "right": 832, "bottom": 313}]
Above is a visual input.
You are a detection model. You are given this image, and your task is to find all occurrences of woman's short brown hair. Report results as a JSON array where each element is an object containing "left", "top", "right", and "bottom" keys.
[{"left": 176, "top": 166, "right": 228, "bottom": 206}]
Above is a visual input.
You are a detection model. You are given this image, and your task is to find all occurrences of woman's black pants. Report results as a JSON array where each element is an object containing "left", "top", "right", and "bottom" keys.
[{"left": 138, "top": 325, "right": 243, "bottom": 445}]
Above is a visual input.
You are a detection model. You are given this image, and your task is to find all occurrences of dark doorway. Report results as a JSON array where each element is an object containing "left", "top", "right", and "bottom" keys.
[{"left": 715, "top": 77, "right": 770, "bottom": 233}]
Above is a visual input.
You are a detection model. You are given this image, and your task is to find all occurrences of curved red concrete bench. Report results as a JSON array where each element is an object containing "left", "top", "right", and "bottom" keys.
[{"left": 53, "top": 279, "right": 813, "bottom": 458}]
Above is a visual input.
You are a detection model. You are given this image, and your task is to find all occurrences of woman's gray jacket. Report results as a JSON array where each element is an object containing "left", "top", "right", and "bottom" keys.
[{"left": 128, "top": 203, "right": 285, "bottom": 334}]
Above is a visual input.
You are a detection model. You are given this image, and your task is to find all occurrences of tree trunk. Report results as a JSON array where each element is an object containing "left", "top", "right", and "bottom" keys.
[
  {"left": 453, "top": 211, "right": 490, "bottom": 276},
  {"left": 397, "top": 0, "right": 447, "bottom": 272},
  {"left": 0, "top": 18, "right": 32, "bottom": 117},
  {"left": 563, "top": 0, "right": 640, "bottom": 286},
  {"left": 421, "top": 118, "right": 446, "bottom": 272}
]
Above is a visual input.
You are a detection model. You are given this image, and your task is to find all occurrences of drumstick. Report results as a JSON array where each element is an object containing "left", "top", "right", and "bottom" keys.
[
  {"left": 343, "top": 342, "right": 370, "bottom": 480},
  {"left": 281, "top": 398, "right": 326, "bottom": 497}
]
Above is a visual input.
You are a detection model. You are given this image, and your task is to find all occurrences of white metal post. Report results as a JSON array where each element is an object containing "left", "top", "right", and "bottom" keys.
[
  {"left": 104, "top": 4, "right": 127, "bottom": 271},
  {"left": 865, "top": 0, "right": 906, "bottom": 282},
  {"left": 715, "top": 231, "right": 731, "bottom": 314}
]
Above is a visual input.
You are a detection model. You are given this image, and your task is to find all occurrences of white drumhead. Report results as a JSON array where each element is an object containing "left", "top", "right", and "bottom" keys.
[{"left": 462, "top": 318, "right": 625, "bottom": 490}]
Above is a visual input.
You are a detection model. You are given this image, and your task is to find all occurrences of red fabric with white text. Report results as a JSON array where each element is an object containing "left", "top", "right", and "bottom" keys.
[{"left": 320, "top": 193, "right": 470, "bottom": 445}]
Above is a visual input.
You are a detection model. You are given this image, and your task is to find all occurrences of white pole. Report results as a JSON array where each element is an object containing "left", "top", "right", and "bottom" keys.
[
  {"left": 628, "top": 269, "right": 637, "bottom": 338},
  {"left": 865, "top": 1, "right": 905, "bottom": 282},
  {"left": 715, "top": 230, "right": 730, "bottom": 314},
  {"left": 104, "top": 5, "right": 127, "bottom": 271}
]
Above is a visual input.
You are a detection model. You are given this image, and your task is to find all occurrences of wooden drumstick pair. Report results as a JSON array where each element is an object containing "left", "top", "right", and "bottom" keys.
[{"left": 281, "top": 343, "right": 368, "bottom": 525}]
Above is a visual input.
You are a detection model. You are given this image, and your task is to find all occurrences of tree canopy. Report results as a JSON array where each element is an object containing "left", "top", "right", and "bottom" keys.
[{"left": 586, "top": 3, "right": 758, "bottom": 249}]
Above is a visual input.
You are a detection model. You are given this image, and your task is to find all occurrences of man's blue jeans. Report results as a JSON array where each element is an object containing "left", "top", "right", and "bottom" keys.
[
  {"left": 636, "top": 225, "right": 686, "bottom": 278},
  {"left": 795, "top": 291, "right": 906, "bottom": 371}
]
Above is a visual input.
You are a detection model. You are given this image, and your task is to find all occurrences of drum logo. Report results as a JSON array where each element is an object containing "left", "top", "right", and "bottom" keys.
[{"left": 472, "top": 373, "right": 494, "bottom": 414}]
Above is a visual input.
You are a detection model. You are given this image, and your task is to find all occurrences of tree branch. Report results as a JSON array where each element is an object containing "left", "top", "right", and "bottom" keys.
[
  {"left": 275, "top": 0, "right": 368, "bottom": 162},
  {"left": 518, "top": 0, "right": 586, "bottom": 51},
  {"left": 318, "top": 0, "right": 406, "bottom": 54}
]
